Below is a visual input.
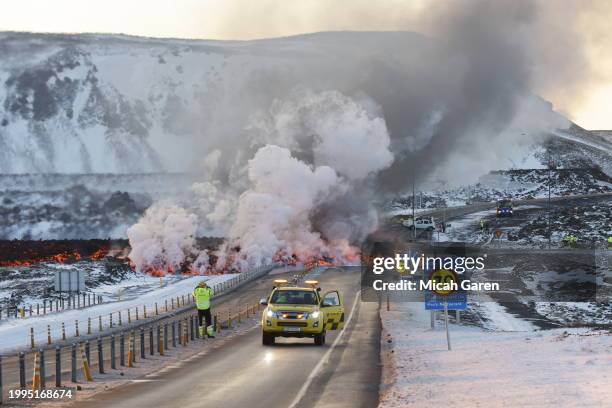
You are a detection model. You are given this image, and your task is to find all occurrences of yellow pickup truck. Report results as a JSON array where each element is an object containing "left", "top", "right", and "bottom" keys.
[{"left": 260, "top": 279, "right": 344, "bottom": 346}]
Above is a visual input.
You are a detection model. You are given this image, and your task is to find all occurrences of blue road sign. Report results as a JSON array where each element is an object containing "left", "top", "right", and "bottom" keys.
[{"left": 424, "top": 291, "right": 467, "bottom": 310}]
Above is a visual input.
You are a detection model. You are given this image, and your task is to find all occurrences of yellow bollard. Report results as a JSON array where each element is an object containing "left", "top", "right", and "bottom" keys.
[
  {"left": 20, "top": 308, "right": 25, "bottom": 318},
  {"left": 31, "top": 352, "right": 41, "bottom": 390},
  {"left": 80, "top": 343, "right": 93, "bottom": 382},
  {"left": 127, "top": 333, "right": 134, "bottom": 368}
]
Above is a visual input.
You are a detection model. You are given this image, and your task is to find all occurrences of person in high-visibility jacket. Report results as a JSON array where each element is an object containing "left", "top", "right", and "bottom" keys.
[{"left": 193, "top": 281, "right": 214, "bottom": 338}]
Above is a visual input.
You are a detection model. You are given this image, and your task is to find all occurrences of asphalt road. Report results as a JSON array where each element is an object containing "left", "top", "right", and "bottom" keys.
[{"left": 72, "top": 267, "right": 380, "bottom": 408}]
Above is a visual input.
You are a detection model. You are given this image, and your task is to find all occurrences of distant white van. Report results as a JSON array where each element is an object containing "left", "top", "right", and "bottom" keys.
[{"left": 402, "top": 216, "right": 436, "bottom": 231}]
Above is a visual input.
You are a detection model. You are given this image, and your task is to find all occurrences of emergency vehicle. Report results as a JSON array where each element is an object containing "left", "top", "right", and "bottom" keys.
[{"left": 260, "top": 279, "right": 344, "bottom": 346}]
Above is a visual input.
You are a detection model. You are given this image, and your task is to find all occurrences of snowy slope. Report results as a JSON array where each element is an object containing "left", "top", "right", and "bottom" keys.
[
  {"left": 379, "top": 302, "right": 612, "bottom": 408},
  {"left": 0, "top": 31, "right": 428, "bottom": 174},
  {"left": 0, "top": 273, "right": 237, "bottom": 353}
]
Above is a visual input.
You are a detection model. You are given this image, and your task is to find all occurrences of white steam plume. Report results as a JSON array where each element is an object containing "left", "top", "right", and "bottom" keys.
[
  {"left": 128, "top": 90, "right": 393, "bottom": 273},
  {"left": 127, "top": 201, "right": 198, "bottom": 274}
]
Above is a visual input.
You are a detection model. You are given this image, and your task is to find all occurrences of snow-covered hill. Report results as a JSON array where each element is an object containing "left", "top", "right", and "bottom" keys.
[{"left": 0, "top": 31, "right": 429, "bottom": 174}]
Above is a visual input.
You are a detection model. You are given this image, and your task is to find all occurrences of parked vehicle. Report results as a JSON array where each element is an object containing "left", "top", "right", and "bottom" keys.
[{"left": 402, "top": 216, "right": 436, "bottom": 231}]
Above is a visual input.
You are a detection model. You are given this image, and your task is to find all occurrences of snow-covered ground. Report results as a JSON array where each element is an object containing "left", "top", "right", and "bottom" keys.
[
  {"left": 379, "top": 302, "right": 611, "bottom": 407},
  {"left": 0, "top": 273, "right": 237, "bottom": 354}
]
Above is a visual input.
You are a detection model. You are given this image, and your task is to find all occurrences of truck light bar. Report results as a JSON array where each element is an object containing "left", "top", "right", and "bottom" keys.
[{"left": 304, "top": 279, "right": 319, "bottom": 285}]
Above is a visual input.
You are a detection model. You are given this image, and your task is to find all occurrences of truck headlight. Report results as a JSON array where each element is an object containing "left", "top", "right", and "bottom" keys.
[
  {"left": 310, "top": 311, "right": 320, "bottom": 319},
  {"left": 266, "top": 309, "right": 276, "bottom": 318}
]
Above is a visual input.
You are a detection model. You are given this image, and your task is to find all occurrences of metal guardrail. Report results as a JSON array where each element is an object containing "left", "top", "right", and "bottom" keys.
[
  {"left": 0, "top": 264, "right": 278, "bottom": 403},
  {"left": 0, "top": 293, "right": 104, "bottom": 322}
]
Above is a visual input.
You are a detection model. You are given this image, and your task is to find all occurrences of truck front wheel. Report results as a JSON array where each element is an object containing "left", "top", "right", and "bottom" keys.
[
  {"left": 314, "top": 332, "right": 326, "bottom": 346},
  {"left": 262, "top": 332, "right": 275, "bottom": 345}
]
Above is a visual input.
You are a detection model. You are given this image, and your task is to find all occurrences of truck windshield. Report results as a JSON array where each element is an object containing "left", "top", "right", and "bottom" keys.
[
  {"left": 498, "top": 200, "right": 512, "bottom": 207},
  {"left": 270, "top": 290, "right": 318, "bottom": 305}
]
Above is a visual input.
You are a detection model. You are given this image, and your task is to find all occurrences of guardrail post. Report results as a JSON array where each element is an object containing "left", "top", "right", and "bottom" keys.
[
  {"left": 120, "top": 333, "right": 125, "bottom": 367},
  {"left": 172, "top": 321, "right": 177, "bottom": 347},
  {"left": 164, "top": 324, "right": 169, "bottom": 350},
  {"left": 62, "top": 322, "right": 66, "bottom": 340},
  {"left": 38, "top": 349, "right": 45, "bottom": 389},
  {"left": 165, "top": 300, "right": 168, "bottom": 312},
  {"left": 75, "top": 320, "right": 79, "bottom": 337},
  {"left": 155, "top": 303, "right": 158, "bottom": 315},
  {"left": 194, "top": 315, "right": 199, "bottom": 339},
  {"left": 110, "top": 313, "right": 113, "bottom": 328},
  {"left": 47, "top": 325, "right": 52, "bottom": 345},
  {"left": 214, "top": 315, "right": 220, "bottom": 334},
  {"left": 136, "top": 307, "right": 139, "bottom": 321},
  {"left": 137, "top": 328, "right": 144, "bottom": 359},
  {"left": 190, "top": 316, "right": 195, "bottom": 340},
  {"left": 43, "top": 300, "right": 47, "bottom": 315},
  {"left": 19, "top": 352, "right": 26, "bottom": 388},
  {"left": 30, "top": 327, "right": 35, "bottom": 349},
  {"left": 88, "top": 317, "right": 92, "bottom": 335},
  {"left": 97, "top": 337, "right": 104, "bottom": 374},
  {"left": 128, "top": 309, "right": 131, "bottom": 324},
  {"left": 143, "top": 305, "right": 147, "bottom": 319},
  {"left": 149, "top": 327, "right": 154, "bottom": 355},
  {"left": 110, "top": 335, "right": 116, "bottom": 370},
  {"left": 118, "top": 311, "right": 122, "bottom": 326},
  {"left": 178, "top": 321, "right": 182, "bottom": 346},
  {"left": 71, "top": 344, "right": 77, "bottom": 383},
  {"left": 55, "top": 346, "right": 61, "bottom": 387},
  {"left": 88, "top": 294, "right": 91, "bottom": 307}
]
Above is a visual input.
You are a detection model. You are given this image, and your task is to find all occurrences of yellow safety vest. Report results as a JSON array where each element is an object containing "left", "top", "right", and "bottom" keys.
[{"left": 193, "top": 287, "right": 213, "bottom": 310}]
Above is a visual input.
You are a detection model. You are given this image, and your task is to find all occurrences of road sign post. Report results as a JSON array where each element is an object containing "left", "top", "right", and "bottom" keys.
[
  {"left": 424, "top": 268, "right": 466, "bottom": 351},
  {"left": 444, "top": 301, "right": 451, "bottom": 351}
]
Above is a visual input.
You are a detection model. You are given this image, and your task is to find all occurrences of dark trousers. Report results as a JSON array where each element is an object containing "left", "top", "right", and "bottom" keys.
[{"left": 198, "top": 308, "right": 212, "bottom": 328}]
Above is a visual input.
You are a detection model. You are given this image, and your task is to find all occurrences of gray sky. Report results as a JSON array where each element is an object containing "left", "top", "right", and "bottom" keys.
[{"left": 1, "top": 0, "right": 610, "bottom": 129}]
